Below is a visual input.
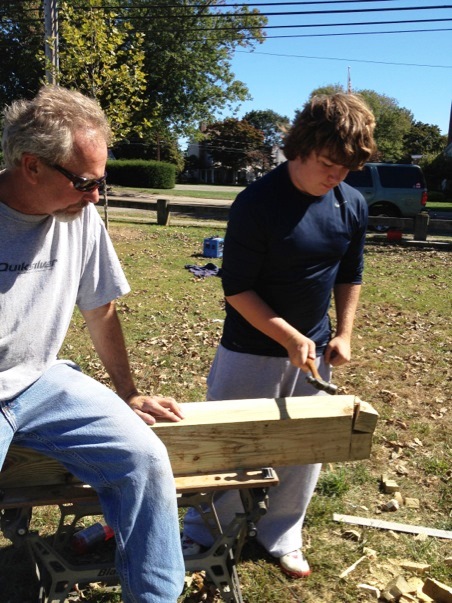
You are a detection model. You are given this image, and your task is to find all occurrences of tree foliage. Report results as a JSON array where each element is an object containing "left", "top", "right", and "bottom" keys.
[
  {"left": 204, "top": 118, "right": 265, "bottom": 172},
  {"left": 359, "top": 89, "right": 413, "bottom": 162},
  {"left": 125, "top": 0, "right": 267, "bottom": 140},
  {"left": 0, "top": 0, "right": 266, "bottom": 150},
  {"left": 55, "top": 0, "right": 147, "bottom": 142},
  {"left": 243, "top": 109, "right": 290, "bottom": 171},
  {"left": 0, "top": 1, "right": 43, "bottom": 107},
  {"left": 403, "top": 121, "right": 447, "bottom": 158},
  {"left": 243, "top": 109, "right": 290, "bottom": 148},
  {"left": 1, "top": 3, "right": 447, "bottom": 175}
]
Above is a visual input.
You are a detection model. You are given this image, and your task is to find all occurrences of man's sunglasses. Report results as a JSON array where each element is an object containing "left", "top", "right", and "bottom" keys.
[{"left": 52, "top": 164, "right": 107, "bottom": 192}]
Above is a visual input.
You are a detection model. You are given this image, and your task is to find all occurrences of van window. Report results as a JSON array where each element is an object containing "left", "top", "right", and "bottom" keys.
[
  {"left": 344, "top": 166, "right": 372, "bottom": 187},
  {"left": 377, "top": 166, "right": 425, "bottom": 189}
]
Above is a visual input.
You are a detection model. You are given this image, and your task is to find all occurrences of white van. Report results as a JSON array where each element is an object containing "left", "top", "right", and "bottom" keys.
[{"left": 344, "top": 163, "right": 428, "bottom": 218}]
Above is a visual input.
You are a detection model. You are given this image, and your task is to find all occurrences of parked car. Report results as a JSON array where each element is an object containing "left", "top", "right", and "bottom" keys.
[{"left": 344, "top": 163, "right": 428, "bottom": 218}]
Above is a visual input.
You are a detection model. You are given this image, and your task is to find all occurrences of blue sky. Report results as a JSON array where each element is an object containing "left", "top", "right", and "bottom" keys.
[{"left": 222, "top": 0, "right": 452, "bottom": 135}]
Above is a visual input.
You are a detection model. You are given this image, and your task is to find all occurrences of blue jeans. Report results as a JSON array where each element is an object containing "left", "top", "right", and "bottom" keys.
[{"left": 0, "top": 362, "right": 185, "bottom": 603}]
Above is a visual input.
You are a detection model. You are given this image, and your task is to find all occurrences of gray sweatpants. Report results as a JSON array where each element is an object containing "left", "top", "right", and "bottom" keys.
[{"left": 183, "top": 344, "right": 331, "bottom": 558}]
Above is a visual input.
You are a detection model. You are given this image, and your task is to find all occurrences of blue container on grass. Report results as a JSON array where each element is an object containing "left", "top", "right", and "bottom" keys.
[{"left": 203, "top": 237, "right": 224, "bottom": 258}]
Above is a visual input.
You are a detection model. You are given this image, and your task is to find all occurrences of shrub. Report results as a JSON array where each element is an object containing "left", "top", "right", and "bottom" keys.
[{"left": 106, "top": 159, "right": 176, "bottom": 189}]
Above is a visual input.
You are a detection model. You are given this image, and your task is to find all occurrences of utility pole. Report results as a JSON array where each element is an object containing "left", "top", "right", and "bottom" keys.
[
  {"left": 44, "top": 0, "right": 59, "bottom": 84},
  {"left": 347, "top": 66, "right": 352, "bottom": 94}
]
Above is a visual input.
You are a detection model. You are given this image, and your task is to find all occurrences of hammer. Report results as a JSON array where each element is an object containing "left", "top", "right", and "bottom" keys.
[{"left": 304, "top": 358, "right": 338, "bottom": 395}]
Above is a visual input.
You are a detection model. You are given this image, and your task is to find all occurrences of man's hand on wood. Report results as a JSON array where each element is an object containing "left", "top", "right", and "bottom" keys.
[{"left": 127, "top": 394, "right": 185, "bottom": 425}]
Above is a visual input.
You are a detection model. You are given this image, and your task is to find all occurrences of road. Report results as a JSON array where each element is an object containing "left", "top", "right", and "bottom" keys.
[{"left": 174, "top": 183, "right": 244, "bottom": 194}]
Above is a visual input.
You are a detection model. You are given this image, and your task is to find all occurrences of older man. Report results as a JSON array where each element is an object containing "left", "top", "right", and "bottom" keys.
[{"left": 0, "top": 86, "right": 185, "bottom": 602}]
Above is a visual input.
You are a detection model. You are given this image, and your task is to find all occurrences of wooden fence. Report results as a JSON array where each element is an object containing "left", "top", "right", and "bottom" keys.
[{"left": 100, "top": 196, "right": 452, "bottom": 242}]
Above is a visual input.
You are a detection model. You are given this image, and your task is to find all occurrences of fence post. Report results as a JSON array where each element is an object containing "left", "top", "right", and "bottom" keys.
[
  {"left": 413, "top": 212, "right": 429, "bottom": 241},
  {"left": 157, "top": 198, "right": 170, "bottom": 226}
]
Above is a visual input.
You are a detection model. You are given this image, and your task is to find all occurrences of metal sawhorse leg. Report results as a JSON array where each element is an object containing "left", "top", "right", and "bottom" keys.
[
  {"left": 180, "top": 481, "right": 273, "bottom": 601},
  {"left": 1, "top": 468, "right": 278, "bottom": 603}
]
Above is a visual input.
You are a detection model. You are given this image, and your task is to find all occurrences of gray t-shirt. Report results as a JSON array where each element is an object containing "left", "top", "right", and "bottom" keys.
[{"left": 0, "top": 202, "right": 130, "bottom": 401}]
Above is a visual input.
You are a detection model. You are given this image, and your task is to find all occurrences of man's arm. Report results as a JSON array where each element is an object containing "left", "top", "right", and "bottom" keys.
[
  {"left": 226, "top": 290, "right": 317, "bottom": 369},
  {"left": 81, "top": 302, "right": 184, "bottom": 425},
  {"left": 324, "top": 283, "right": 362, "bottom": 366}
]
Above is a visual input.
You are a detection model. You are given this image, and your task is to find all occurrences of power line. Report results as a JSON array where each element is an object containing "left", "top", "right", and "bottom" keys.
[
  {"left": 1, "top": 24, "right": 449, "bottom": 48},
  {"left": 104, "top": 5, "right": 452, "bottom": 18},
  {"left": 163, "top": 17, "right": 452, "bottom": 31},
  {"left": 5, "top": 3, "right": 451, "bottom": 23},
  {"left": 236, "top": 49, "right": 452, "bottom": 68},
  {"left": 98, "top": 1, "right": 401, "bottom": 6},
  {"left": 17, "top": 0, "right": 401, "bottom": 10},
  {"left": 2, "top": 5, "right": 450, "bottom": 47},
  {"left": 226, "top": 25, "right": 452, "bottom": 40}
]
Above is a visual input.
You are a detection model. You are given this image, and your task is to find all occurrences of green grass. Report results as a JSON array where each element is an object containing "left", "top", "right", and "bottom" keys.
[
  {"left": 427, "top": 200, "right": 452, "bottom": 212},
  {"left": 1, "top": 223, "right": 451, "bottom": 603}
]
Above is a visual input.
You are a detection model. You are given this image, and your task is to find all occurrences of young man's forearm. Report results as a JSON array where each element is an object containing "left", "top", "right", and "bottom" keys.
[{"left": 333, "top": 283, "right": 362, "bottom": 341}]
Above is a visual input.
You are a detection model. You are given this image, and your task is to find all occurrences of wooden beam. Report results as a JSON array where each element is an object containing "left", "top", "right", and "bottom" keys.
[
  {"left": 154, "top": 395, "right": 377, "bottom": 474},
  {"left": 0, "top": 470, "right": 279, "bottom": 509},
  {"left": 0, "top": 396, "right": 378, "bottom": 490},
  {"left": 333, "top": 514, "right": 452, "bottom": 540}
]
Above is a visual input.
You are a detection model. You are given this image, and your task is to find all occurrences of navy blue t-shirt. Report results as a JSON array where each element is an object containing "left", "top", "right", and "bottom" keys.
[{"left": 220, "top": 161, "right": 368, "bottom": 357}]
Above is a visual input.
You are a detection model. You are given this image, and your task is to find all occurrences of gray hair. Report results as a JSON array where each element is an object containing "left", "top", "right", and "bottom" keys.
[{"left": 2, "top": 86, "right": 112, "bottom": 169}]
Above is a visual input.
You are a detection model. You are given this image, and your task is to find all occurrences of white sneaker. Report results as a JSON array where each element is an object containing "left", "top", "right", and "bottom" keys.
[
  {"left": 181, "top": 534, "right": 203, "bottom": 557},
  {"left": 279, "top": 549, "right": 311, "bottom": 578}
]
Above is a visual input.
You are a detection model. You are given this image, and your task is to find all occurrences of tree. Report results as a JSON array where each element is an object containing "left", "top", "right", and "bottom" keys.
[
  {"left": 55, "top": 0, "right": 147, "bottom": 142},
  {"left": 403, "top": 121, "right": 447, "bottom": 159},
  {"left": 359, "top": 89, "right": 412, "bottom": 162},
  {"left": 243, "top": 109, "right": 290, "bottom": 148},
  {"left": 1, "top": 1, "right": 266, "bottom": 151},
  {"left": 126, "top": 0, "right": 267, "bottom": 140},
  {"left": 243, "top": 109, "right": 290, "bottom": 170},
  {"left": 309, "top": 83, "right": 344, "bottom": 98},
  {"left": 0, "top": 1, "right": 44, "bottom": 108},
  {"left": 204, "top": 118, "right": 265, "bottom": 176}
]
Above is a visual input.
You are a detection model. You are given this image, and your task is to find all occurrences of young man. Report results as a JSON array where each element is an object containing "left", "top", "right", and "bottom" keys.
[
  {"left": 0, "top": 86, "right": 185, "bottom": 602},
  {"left": 183, "top": 93, "right": 376, "bottom": 578}
]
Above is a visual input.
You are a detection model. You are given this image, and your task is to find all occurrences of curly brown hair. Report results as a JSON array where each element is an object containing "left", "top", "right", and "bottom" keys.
[{"left": 283, "top": 93, "right": 376, "bottom": 170}]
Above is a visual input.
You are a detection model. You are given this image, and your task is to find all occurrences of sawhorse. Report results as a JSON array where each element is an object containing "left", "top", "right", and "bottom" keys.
[
  {"left": 0, "top": 395, "right": 378, "bottom": 600},
  {"left": 0, "top": 468, "right": 278, "bottom": 603}
]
